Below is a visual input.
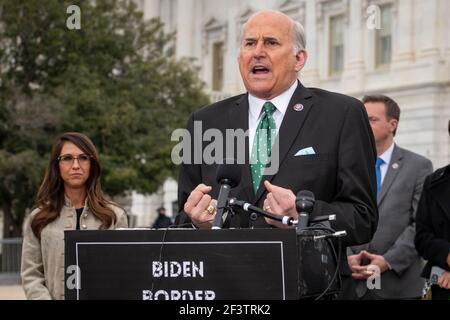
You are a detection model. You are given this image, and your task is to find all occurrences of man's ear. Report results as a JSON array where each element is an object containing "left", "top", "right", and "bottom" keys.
[
  {"left": 294, "top": 49, "right": 308, "bottom": 72},
  {"left": 389, "top": 118, "right": 398, "bottom": 134}
]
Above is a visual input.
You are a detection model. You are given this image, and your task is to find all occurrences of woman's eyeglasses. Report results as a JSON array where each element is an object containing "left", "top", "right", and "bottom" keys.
[{"left": 57, "top": 154, "right": 91, "bottom": 165}]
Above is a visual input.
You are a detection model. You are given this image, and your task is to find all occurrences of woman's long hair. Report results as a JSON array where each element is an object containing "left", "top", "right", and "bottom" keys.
[{"left": 31, "top": 132, "right": 118, "bottom": 238}]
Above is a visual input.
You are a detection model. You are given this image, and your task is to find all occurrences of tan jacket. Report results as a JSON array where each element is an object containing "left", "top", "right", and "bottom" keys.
[{"left": 21, "top": 200, "right": 128, "bottom": 300}]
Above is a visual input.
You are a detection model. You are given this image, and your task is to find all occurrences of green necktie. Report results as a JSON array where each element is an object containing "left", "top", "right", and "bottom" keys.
[{"left": 251, "top": 101, "right": 276, "bottom": 193}]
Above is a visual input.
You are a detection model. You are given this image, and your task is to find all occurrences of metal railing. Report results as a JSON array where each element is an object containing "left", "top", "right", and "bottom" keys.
[{"left": 0, "top": 238, "right": 23, "bottom": 284}]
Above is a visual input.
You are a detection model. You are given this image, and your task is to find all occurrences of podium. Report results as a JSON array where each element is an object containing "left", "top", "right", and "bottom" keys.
[{"left": 64, "top": 229, "right": 301, "bottom": 300}]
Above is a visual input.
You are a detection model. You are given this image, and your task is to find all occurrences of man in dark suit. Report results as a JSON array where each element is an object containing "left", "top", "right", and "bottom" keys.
[
  {"left": 348, "top": 95, "right": 433, "bottom": 299},
  {"left": 152, "top": 207, "right": 172, "bottom": 229},
  {"left": 176, "top": 10, "right": 378, "bottom": 297}
]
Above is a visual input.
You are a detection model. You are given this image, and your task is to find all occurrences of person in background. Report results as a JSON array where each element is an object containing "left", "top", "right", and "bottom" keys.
[
  {"left": 348, "top": 95, "right": 433, "bottom": 299},
  {"left": 152, "top": 206, "right": 172, "bottom": 229},
  {"left": 21, "top": 132, "right": 128, "bottom": 300},
  {"left": 415, "top": 119, "right": 450, "bottom": 300}
]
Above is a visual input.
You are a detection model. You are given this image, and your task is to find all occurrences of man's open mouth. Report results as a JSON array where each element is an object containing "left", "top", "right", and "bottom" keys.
[{"left": 251, "top": 65, "right": 270, "bottom": 74}]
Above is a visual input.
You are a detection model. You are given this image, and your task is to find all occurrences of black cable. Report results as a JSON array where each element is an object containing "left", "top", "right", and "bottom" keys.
[
  {"left": 297, "top": 224, "right": 336, "bottom": 235},
  {"left": 149, "top": 226, "right": 170, "bottom": 295},
  {"left": 150, "top": 218, "right": 215, "bottom": 296},
  {"left": 314, "top": 237, "right": 341, "bottom": 300},
  {"left": 167, "top": 212, "right": 343, "bottom": 300},
  {"left": 297, "top": 225, "right": 342, "bottom": 300}
]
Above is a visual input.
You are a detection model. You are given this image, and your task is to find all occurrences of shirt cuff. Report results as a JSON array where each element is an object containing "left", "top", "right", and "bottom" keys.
[{"left": 386, "top": 260, "right": 393, "bottom": 270}]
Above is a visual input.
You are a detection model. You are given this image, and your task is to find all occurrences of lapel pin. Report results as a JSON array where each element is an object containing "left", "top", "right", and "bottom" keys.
[
  {"left": 392, "top": 163, "right": 399, "bottom": 169},
  {"left": 293, "top": 103, "right": 304, "bottom": 112}
]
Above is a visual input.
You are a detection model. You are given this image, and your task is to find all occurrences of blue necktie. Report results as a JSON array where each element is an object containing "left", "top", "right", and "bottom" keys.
[{"left": 375, "top": 157, "right": 384, "bottom": 195}]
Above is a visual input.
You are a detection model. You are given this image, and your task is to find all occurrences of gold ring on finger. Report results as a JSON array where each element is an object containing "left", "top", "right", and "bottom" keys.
[{"left": 206, "top": 204, "right": 215, "bottom": 215}]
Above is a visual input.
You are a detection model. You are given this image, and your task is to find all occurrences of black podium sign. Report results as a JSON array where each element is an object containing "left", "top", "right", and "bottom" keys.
[{"left": 65, "top": 229, "right": 299, "bottom": 300}]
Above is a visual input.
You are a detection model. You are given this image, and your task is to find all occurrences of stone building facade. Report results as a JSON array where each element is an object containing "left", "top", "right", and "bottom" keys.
[{"left": 131, "top": 0, "right": 450, "bottom": 225}]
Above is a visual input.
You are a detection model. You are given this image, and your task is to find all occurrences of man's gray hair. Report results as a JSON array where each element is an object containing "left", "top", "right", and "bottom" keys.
[
  {"left": 238, "top": 12, "right": 306, "bottom": 54},
  {"left": 292, "top": 20, "right": 306, "bottom": 53}
]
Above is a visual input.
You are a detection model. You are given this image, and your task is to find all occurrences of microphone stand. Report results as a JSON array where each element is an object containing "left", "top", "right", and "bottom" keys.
[
  {"left": 227, "top": 197, "right": 347, "bottom": 300},
  {"left": 227, "top": 198, "right": 295, "bottom": 226},
  {"left": 228, "top": 198, "right": 340, "bottom": 228}
]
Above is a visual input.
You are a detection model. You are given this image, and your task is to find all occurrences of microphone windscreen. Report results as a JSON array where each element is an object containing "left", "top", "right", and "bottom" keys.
[
  {"left": 216, "top": 159, "right": 242, "bottom": 187},
  {"left": 296, "top": 190, "right": 315, "bottom": 202}
]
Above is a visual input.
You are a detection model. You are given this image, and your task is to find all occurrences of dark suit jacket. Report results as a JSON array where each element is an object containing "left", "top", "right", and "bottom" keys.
[
  {"left": 352, "top": 145, "right": 433, "bottom": 299},
  {"left": 176, "top": 81, "right": 378, "bottom": 278},
  {"left": 152, "top": 214, "right": 172, "bottom": 229},
  {"left": 415, "top": 164, "right": 450, "bottom": 278}
]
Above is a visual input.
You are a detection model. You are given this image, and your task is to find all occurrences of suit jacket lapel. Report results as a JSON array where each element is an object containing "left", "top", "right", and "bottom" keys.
[
  {"left": 254, "top": 81, "right": 314, "bottom": 203},
  {"left": 229, "top": 94, "right": 254, "bottom": 202},
  {"left": 378, "top": 145, "right": 403, "bottom": 205}
]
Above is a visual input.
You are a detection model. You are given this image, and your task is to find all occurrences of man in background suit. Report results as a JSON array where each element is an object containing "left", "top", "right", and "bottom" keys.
[
  {"left": 151, "top": 207, "right": 172, "bottom": 229},
  {"left": 348, "top": 95, "right": 433, "bottom": 299},
  {"left": 176, "top": 10, "right": 378, "bottom": 297}
]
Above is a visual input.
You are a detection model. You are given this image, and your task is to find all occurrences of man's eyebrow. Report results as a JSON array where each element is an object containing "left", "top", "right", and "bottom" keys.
[
  {"left": 262, "top": 36, "right": 279, "bottom": 42},
  {"left": 243, "top": 36, "right": 280, "bottom": 42}
]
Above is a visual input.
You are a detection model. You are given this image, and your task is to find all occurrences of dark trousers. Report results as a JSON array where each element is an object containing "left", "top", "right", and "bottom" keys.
[
  {"left": 335, "top": 275, "right": 357, "bottom": 300},
  {"left": 431, "top": 285, "right": 450, "bottom": 300},
  {"left": 360, "top": 290, "right": 421, "bottom": 300}
]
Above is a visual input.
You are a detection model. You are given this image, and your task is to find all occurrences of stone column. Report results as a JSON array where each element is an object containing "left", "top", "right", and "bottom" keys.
[
  {"left": 301, "top": 0, "right": 320, "bottom": 86},
  {"left": 346, "top": 0, "right": 364, "bottom": 68},
  {"left": 440, "top": 0, "right": 450, "bottom": 58},
  {"left": 417, "top": 0, "right": 440, "bottom": 59},
  {"left": 342, "top": 0, "right": 365, "bottom": 94},
  {"left": 176, "top": 0, "right": 195, "bottom": 59},
  {"left": 392, "top": 0, "right": 414, "bottom": 66},
  {"left": 142, "top": 0, "right": 161, "bottom": 20}
]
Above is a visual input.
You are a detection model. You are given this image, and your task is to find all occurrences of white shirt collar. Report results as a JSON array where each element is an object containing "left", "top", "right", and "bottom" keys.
[
  {"left": 379, "top": 142, "right": 395, "bottom": 166},
  {"left": 248, "top": 80, "right": 298, "bottom": 120}
]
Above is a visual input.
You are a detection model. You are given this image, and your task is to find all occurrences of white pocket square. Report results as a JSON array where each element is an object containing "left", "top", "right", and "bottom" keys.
[{"left": 295, "top": 147, "right": 316, "bottom": 156}]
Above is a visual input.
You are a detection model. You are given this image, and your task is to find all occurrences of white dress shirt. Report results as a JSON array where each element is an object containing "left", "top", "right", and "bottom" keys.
[
  {"left": 378, "top": 142, "right": 395, "bottom": 186},
  {"left": 248, "top": 80, "right": 298, "bottom": 157}
]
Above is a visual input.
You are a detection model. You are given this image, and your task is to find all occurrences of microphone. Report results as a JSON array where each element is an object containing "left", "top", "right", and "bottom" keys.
[
  {"left": 295, "top": 190, "right": 315, "bottom": 233},
  {"left": 211, "top": 160, "right": 241, "bottom": 229},
  {"left": 228, "top": 198, "right": 294, "bottom": 226}
]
